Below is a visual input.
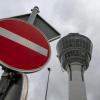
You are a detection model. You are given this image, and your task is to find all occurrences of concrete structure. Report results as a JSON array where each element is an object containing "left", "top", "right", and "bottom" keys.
[{"left": 56, "top": 33, "right": 93, "bottom": 100}]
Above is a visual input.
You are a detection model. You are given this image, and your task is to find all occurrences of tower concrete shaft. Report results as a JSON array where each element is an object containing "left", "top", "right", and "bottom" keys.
[
  {"left": 68, "top": 63, "right": 87, "bottom": 100},
  {"left": 56, "top": 33, "right": 93, "bottom": 100}
]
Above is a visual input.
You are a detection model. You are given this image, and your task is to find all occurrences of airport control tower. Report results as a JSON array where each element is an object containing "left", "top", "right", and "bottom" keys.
[{"left": 56, "top": 33, "right": 93, "bottom": 100}]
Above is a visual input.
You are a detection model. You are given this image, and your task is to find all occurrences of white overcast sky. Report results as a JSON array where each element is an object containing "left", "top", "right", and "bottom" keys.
[{"left": 0, "top": 0, "right": 100, "bottom": 100}]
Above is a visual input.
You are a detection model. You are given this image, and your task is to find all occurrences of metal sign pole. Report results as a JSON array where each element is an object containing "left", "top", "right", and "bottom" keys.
[
  {"left": 0, "top": 68, "right": 20, "bottom": 99},
  {"left": 27, "top": 6, "right": 40, "bottom": 24},
  {"left": 0, "top": 67, "right": 28, "bottom": 100}
]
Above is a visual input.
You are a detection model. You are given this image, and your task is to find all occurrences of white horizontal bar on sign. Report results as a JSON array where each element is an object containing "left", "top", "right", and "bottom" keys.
[{"left": 0, "top": 27, "right": 48, "bottom": 56}]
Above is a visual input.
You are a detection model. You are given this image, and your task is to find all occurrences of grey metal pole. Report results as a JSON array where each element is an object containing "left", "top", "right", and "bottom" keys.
[
  {"left": 45, "top": 68, "right": 51, "bottom": 100},
  {"left": 27, "top": 6, "right": 40, "bottom": 24}
]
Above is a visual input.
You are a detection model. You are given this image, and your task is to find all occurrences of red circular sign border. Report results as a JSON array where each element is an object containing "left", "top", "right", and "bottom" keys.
[{"left": 0, "top": 18, "right": 51, "bottom": 73}]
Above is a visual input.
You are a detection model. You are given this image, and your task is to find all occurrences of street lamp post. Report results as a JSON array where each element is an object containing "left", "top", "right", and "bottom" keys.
[{"left": 45, "top": 68, "right": 51, "bottom": 100}]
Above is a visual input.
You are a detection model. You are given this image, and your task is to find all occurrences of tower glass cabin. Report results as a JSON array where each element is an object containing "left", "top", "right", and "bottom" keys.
[{"left": 56, "top": 33, "right": 93, "bottom": 100}]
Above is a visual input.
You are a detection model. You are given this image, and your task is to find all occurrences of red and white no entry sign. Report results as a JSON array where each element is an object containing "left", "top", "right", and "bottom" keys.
[{"left": 0, "top": 19, "right": 51, "bottom": 73}]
